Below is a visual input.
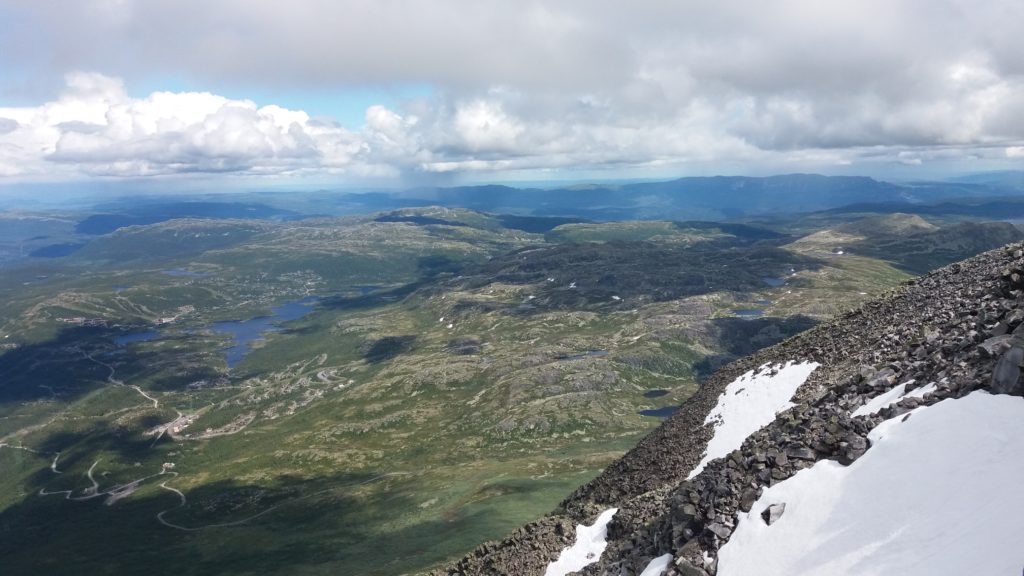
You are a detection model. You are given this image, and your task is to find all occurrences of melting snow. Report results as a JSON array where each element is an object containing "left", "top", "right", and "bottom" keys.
[
  {"left": 719, "top": 392, "right": 1024, "bottom": 576},
  {"left": 851, "top": 381, "right": 937, "bottom": 418},
  {"left": 544, "top": 508, "right": 618, "bottom": 576},
  {"left": 638, "top": 553, "right": 673, "bottom": 576},
  {"left": 688, "top": 361, "right": 819, "bottom": 479},
  {"left": 851, "top": 382, "right": 910, "bottom": 417}
]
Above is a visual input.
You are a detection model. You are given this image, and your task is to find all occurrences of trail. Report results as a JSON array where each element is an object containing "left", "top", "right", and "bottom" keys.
[
  {"left": 0, "top": 442, "right": 43, "bottom": 455},
  {"left": 81, "top": 349, "right": 159, "bottom": 408},
  {"left": 38, "top": 459, "right": 169, "bottom": 504},
  {"left": 156, "top": 472, "right": 411, "bottom": 532},
  {"left": 1, "top": 442, "right": 64, "bottom": 475}
]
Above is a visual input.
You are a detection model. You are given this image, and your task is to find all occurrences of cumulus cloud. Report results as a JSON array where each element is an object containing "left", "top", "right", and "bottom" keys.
[
  {"left": 1, "top": 0, "right": 1023, "bottom": 181},
  {"left": 0, "top": 72, "right": 368, "bottom": 177}
]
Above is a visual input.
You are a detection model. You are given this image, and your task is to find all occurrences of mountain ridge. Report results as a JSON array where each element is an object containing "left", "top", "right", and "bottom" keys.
[{"left": 435, "top": 241, "right": 1024, "bottom": 575}]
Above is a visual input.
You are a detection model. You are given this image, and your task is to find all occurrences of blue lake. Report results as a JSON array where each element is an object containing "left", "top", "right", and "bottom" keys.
[
  {"left": 114, "top": 330, "right": 161, "bottom": 346},
  {"left": 640, "top": 406, "right": 679, "bottom": 418},
  {"left": 762, "top": 277, "right": 786, "bottom": 287},
  {"left": 212, "top": 296, "right": 319, "bottom": 368}
]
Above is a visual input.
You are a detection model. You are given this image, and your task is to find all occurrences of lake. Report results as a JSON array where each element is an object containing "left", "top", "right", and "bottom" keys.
[
  {"left": 639, "top": 406, "right": 678, "bottom": 418},
  {"left": 212, "top": 296, "right": 319, "bottom": 368}
]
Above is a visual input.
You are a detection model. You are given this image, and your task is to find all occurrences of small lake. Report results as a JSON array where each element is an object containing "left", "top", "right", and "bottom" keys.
[
  {"left": 734, "top": 309, "right": 765, "bottom": 318},
  {"left": 556, "top": 350, "right": 608, "bottom": 361},
  {"left": 640, "top": 406, "right": 679, "bottom": 418},
  {"left": 762, "top": 277, "right": 786, "bottom": 287},
  {"left": 212, "top": 296, "right": 319, "bottom": 368},
  {"left": 114, "top": 330, "right": 161, "bottom": 346},
  {"left": 162, "top": 268, "right": 210, "bottom": 277},
  {"left": 643, "top": 389, "right": 669, "bottom": 398}
]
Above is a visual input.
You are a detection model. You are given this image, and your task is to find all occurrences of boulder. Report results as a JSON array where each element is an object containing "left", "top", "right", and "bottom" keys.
[
  {"left": 990, "top": 346, "right": 1024, "bottom": 395},
  {"left": 760, "top": 503, "right": 786, "bottom": 525}
]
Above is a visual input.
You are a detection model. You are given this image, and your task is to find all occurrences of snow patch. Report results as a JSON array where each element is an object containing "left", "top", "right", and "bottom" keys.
[
  {"left": 638, "top": 553, "right": 673, "bottom": 576},
  {"left": 902, "top": 381, "right": 937, "bottom": 401},
  {"left": 688, "top": 361, "right": 819, "bottom": 479},
  {"left": 544, "top": 508, "right": 618, "bottom": 576},
  {"left": 719, "top": 392, "right": 1024, "bottom": 576},
  {"left": 851, "top": 381, "right": 937, "bottom": 418},
  {"left": 851, "top": 382, "right": 909, "bottom": 417}
]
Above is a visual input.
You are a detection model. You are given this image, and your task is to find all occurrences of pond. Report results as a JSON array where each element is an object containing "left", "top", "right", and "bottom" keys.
[
  {"left": 734, "top": 309, "right": 765, "bottom": 318},
  {"left": 212, "top": 296, "right": 319, "bottom": 368},
  {"left": 639, "top": 406, "right": 679, "bottom": 418},
  {"left": 762, "top": 277, "right": 786, "bottom": 287},
  {"left": 643, "top": 389, "right": 669, "bottom": 398}
]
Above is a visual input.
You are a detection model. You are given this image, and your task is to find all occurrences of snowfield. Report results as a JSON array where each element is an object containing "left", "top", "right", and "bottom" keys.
[
  {"left": 851, "top": 380, "right": 938, "bottom": 418},
  {"left": 718, "top": 391, "right": 1024, "bottom": 576},
  {"left": 638, "top": 553, "right": 673, "bottom": 576},
  {"left": 544, "top": 508, "right": 618, "bottom": 576},
  {"left": 688, "top": 361, "right": 819, "bottom": 479}
]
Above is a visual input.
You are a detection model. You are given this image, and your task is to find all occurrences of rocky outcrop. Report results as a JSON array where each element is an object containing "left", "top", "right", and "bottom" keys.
[{"left": 435, "top": 243, "right": 1024, "bottom": 576}]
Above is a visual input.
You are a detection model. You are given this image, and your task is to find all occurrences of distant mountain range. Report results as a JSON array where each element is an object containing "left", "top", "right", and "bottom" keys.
[{"left": 389, "top": 174, "right": 1019, "bottom": 221}]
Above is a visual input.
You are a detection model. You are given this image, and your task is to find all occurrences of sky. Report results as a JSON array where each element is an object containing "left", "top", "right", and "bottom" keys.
[{"left": 0, "top": 0, "right": 1022, "bottom": 189}]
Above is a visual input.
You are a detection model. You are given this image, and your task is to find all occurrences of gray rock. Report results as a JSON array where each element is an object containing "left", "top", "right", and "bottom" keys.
[
  {"left": 760, "top": 503, "right": 786, "bottom": 525},
  {"left": 979, "top": 335, "right": 1015, "bottom": 357},
  {"left": 991, "top": 347, "right": 1024, "bottom": 395},
  {"left": 785, "top": 446, "right": 816, "bottom": 460},
  {"left": 707, "top": 522, "right": 732, "bottom": 539},
  {"left": 739, "top": 488, "right": 759, "bottom": 512}
]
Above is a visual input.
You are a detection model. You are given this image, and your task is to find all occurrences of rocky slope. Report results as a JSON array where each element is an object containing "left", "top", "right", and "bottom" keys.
[{"left": 435, "top": 241, "right": 1024, "bottom": 575}]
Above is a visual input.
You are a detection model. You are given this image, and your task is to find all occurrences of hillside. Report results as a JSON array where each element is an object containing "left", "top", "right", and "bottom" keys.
[
  {"left": 437, "top": 242, "right": 1024, "bottom": 575},
  {"left": 0, "top": 206, "right": 1019, "bottom": 576}
]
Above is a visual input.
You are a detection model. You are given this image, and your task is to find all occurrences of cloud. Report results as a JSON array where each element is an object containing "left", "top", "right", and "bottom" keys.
[
  {"left": 2, "top": 1, "right": 1024, "bottom": 181},
  {"left": 0, "top": 118, "right": 17, "bottom": 134},
  {"left": 0, "top": 72, "right": 367, "bottom": 177}
]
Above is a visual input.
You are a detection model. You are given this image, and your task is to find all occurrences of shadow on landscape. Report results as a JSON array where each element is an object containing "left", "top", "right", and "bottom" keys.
[
  {"left": 0, "top": 468, "right": 440, "bottom": 576},
  {"left": 452, "top": 240, "right": 824, "bottom": 313},
  {"left": 24, "top": 425, "right": 165, "bottom": 490},
  {"left": 0, "top": 323, "right": 238, "bottom": 406},
  {"left": 362, "top": 335, "right": 417, "bottom": 364},
  {"left": 694, "top": 314, "right": 819, "bottom": 380},
  {"left": 0, "top": 326, "right": 122, "bottom": 405}
]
